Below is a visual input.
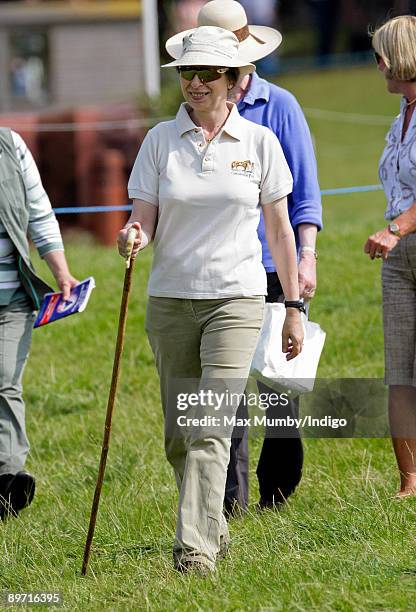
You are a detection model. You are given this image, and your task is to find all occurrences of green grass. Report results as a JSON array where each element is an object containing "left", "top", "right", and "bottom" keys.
[{"left": 1, "top": 66, "right": 416, "bottom": 611}]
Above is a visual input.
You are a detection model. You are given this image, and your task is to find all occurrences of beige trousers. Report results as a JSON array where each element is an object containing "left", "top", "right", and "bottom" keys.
[{"left": 146, "top": 295, "right": 264, "bottom": 569}]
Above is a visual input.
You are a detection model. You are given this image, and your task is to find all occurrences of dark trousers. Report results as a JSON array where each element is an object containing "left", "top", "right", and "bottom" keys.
[{"left": 224, "top": 273, "right": 304, "bottom": 513}]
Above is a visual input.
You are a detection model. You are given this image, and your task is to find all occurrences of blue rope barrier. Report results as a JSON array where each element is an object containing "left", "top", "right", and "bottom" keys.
[
  {"left": 54, "top": 205, "right": 133, "bottom": 214},
  {"left": 52, "top": 184, "right": 384, "bottom": 214},
  {"left": 321, "top": 184, "right": 383, "bottom": 196}
]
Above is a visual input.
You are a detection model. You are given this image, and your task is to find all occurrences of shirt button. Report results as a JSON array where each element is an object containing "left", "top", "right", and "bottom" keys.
[{"left": 194, "top": 129, "right": 199, "bottom": 133}]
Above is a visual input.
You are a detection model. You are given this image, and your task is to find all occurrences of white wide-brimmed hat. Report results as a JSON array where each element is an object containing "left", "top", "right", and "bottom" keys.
[
  {"left": 161, "top": 26, "right": 255, "bottom": 77},
  {"left": 165, "top": 0, "right": 282, "bottom": 63}
]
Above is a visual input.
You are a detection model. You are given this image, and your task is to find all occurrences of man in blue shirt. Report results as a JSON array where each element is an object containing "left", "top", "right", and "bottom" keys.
[
  {"left": 227, "top": 73, "right": 322, "bottom": 514},
  {"left": 166, "top": 0, "right": 322, "bottom": 513}
]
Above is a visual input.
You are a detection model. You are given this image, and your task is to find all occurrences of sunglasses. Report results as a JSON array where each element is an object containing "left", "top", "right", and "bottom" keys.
[{"left": 176, "top": 66, "right": 229, "bottom": 83}]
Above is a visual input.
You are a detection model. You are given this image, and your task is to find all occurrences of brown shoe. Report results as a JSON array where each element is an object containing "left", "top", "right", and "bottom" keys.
[
  {"left": 175, "top": 559, "right": 214, "bottom": 576},
  {"left": 392, "top": 489, "right": 416, "bottom": 500},
  {"left": 218, "top": 533, "right": 230, "bottom": 559}
]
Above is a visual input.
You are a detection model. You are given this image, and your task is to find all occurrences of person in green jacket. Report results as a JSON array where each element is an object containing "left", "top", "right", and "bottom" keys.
[{"left": 0, "top": 128, "right": 78, "bottom": 520}]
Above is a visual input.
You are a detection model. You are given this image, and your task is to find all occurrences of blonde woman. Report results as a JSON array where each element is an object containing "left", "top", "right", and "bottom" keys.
[{"left": 365, "top": 15, "right": 416, "bottom": 498}]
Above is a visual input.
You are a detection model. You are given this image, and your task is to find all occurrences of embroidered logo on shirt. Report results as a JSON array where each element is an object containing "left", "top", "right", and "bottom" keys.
[{"left": 231, "top": 160, "right": 255, "bottom": 176}]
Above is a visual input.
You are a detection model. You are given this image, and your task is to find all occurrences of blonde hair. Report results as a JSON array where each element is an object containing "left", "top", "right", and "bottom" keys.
[{"left": 372, "top": 15, "right": 416, "bottom": 81}]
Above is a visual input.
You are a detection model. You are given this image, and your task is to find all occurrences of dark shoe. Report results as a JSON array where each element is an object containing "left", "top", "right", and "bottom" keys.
[
  {"left": 0, "top": 472, "right": 35, "bottom": 521},
  {"left": 256, "top": 497, "right": 284, "bottom": 512}
]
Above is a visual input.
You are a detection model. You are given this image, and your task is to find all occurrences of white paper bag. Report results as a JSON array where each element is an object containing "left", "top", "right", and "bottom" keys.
[{"left": 250, "top": 303, "right": 326, "bottom": 395}]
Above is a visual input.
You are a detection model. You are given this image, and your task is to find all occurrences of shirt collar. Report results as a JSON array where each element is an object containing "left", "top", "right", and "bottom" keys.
[
  {"left": 399, "top": 95, "right": 416, "bottom": 115},
  {"left": 176, "top": 103, "right": 198, "bottom": 136},
  {"left": 239, "top": 71, "right": 270, "bottom": 107},
  {"left": 175, "top": 101, "right": 242, "bottom": 141}
]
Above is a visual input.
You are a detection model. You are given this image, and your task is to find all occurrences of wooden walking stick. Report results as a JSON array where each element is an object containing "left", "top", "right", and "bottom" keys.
[{"left": 82, "top": 227, "right": 137, "bottom": 576}]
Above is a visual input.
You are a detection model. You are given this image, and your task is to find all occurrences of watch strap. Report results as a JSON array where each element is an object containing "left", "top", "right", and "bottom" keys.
[
  {"left": 284, "top": 299, "right": 306, "bottom": 314},
  {"left": 300, "top": 245, "right": 318, "bottom": 259},
  {"left": 388, "top": 222, "right": 402, "bottom": 237}
]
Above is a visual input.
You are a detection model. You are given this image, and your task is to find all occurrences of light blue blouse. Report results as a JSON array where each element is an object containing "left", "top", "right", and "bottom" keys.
[{"left": 380, "top": 97, "right": 416, "bottom": 220}]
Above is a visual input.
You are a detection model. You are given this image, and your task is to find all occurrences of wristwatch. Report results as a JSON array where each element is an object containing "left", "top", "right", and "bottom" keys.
[
  {"left": 388, "top": 222, "right": 402, "bottom": 237},
  {"left": 300, "top": 245, "right": 318, "bottom": 259},
  {"left": 284, "top": 299, "right": 306, "bottom": 314}
]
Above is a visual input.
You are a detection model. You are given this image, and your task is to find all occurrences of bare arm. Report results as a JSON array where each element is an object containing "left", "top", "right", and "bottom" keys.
[
  {"left": 297, "top": 222, "right": 318, "bottom": 299},
  {"left": 263, "top": 197, "right": 299, "bottom": 301},
  {"left": 43, "top": 251, "right": 78, "bottom": 300},
  {"left": 262, "top": 197, "right": 304, "bottom": 359},
  {"left": 117, "top": 199, "right": 158, "bottom": 259},
  {"left": 364, "top": 201, "right": 416, "bottom": 259},
  {"left": 392, "top": 201, "right": 416, "bottom": 236}
]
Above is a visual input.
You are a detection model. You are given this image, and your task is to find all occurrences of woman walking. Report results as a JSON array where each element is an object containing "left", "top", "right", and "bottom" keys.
[{"left": 118, "top": 26, "right": 304, "bottom": 573}]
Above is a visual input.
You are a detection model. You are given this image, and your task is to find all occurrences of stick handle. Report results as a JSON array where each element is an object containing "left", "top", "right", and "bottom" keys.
[
  {"left": 81, "top": 258, "right": 135, "bottom": 576},
  {"left": 125, "top": 227, "right": 138, "bottom": 269}
]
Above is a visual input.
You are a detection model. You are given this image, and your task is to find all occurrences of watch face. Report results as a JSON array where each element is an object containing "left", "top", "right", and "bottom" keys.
[{"left": 389, "top": 223, "right": 400, "bottom": 235}]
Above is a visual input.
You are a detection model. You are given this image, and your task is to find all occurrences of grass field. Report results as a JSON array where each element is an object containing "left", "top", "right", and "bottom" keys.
[{"left": 1, "top": 65, "right": 416, "bottom": 611}]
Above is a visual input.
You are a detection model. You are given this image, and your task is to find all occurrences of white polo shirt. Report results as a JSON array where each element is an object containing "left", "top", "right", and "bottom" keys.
[{"left": 128, "top": 102, "right": 293, "bottom": 298}]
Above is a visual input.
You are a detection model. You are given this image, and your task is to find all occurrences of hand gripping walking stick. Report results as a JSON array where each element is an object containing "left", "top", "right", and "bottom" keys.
[{"left": 82, "top": 228, "right": 137, "bottom": 576}]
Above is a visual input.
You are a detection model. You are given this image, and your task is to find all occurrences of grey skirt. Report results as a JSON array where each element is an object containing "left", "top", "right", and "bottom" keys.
[{"left": 382, "top": 234, "right": 416, "bottom": 386}]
